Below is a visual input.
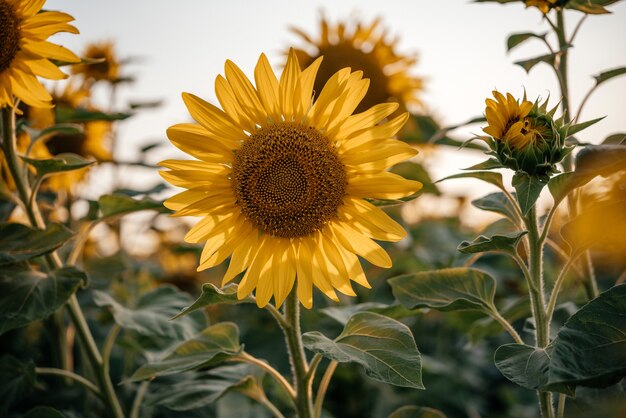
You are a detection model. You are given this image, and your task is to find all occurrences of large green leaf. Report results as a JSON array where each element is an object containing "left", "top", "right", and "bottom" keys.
[
  {"left": 320, "top": 303, "right": 421, "bottom": 325},
  {"left": 388, "top": 405, "right": 446, "bottom": 418},
  {"left": 94, "top": 285, "right": 207, "bottom": 340},
  {"left": 0, "top": 267, "right": 86, "bottom": 335},
  {"left": 471, "top": 192, "right": 519, "bottom": 222},
  {"left": 389, "top": 268, "right": 497, "bottom": 313},
  {"left": 0, "top": 355, "right": 35, "bottom": 414},
  {"left": 172, "top": 283, "right": 254, "bottom": 320},
  {"left": 547, "top": 285, "right": 626, "bottom": 389},
  {"left": 98, "top": 194, "right": 168, "bottom": 219},
  {"left": 512, "top": 172, "right": 546, "bottom": 215},
  {"left": 457, "top": 231, "right": 527, "bottom": 255},
  {"left": 302, "top": 312, "right": 424, "bottom": 389},
  {"left": 0, "top": 222, "right": 74, "bottom": 266},
  {"left": 129, "top": 322, "right": 242, "bottom": 381},
  {"left": 494, "top": 344, "right": 550, "bottom": 390},
  {"left": 147, "top": 364, "right": 260, "bottom": 411},
  {"left": 21, "top": 153, "right": 94, "bottom": 176}
]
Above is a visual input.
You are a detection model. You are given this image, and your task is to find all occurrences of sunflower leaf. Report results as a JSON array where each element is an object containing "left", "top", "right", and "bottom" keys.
[
  {"left": 514, "top": 47, "right": 568, "bottom": 73},
  {"left": 0, "top": 355, "right": 36, "bottom": 415},
  {"left": 471, "top": 192, "right": 519, "bottom": 222},
  {"left": 97, "top": 193, "right": 170, "bottom": 219},
  {"left": 172, "top": 283, "right": 254, "bottom": 320},
  {"left": 462, "top": 158, "right": 503, "bottom": 171},
  {"left": 593, "top": 66, "right": 626, "bottom": 86},
  {"left": 506, "top": 32, "right": 547, "bottom": 52},
  {"left": 302, "top": 312, "right": 424, "bottom": 389},
  {"left": 0, "top": 222, "right": 74, "bottom": 266},
  {"left": 512, "top": 172, "right": 547, "bottom": 215},
  {"left": 495, "top": 344, "right": 551, "bottom": 390},
  {"left": 437, "top": 171, "right": 505, "bottom": 191},
  {"left": 128, "top": 322, "right": 242, "bottom": 382},
  {"left": 21, "top": 153, "right": 95, "bottom": 176},
  {"left": 457, "top": 231, "right": 527, "bottom": 255},
  {"left": 389, "top": 267, "right": 497, "bottom": 313}
]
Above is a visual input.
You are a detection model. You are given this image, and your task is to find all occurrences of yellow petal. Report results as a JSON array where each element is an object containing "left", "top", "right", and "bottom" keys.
[
  {"left": 254, "top": 53, "right": 281, "bottom": 122},
  {"left": 279, "top": 48, "right": 302, "bottom": 119},
  {"left": 223, "top": 229, "right": 259, "bottom": 285},
  {"left": 181, "top": 93, "right": 245, "bottom": 141},
  {"left": 331, "top": 222, "right": 392, "bottom": 268},
  {"left": 224, "top": 60, "right": 266, "bottom": 125},
  {"left": 348, "top": 171, "right": 422, "bottom": 199}
]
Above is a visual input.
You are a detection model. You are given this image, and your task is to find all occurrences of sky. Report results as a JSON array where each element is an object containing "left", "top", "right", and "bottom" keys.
[{"left": 44, "top": 0, "right": 626, "bottom": 220}]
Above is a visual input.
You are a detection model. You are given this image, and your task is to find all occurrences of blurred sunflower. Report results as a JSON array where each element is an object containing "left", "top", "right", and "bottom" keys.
[
  {"left": 160, "top": 49, "right": 422, "bottom": 308},
  {"left": 72, "top": 41, "right": 120, "bottom": 84},
  {"left": 290, "top": 15, "right": 423, "bottom": 114},
  {"left": 525, "top": 0, "right": 567, "bottom": 13},
  {"left": 0, "top": 0, "right": 79, "bottom": 109}
]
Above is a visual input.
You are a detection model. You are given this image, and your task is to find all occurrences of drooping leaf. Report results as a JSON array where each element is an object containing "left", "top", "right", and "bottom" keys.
[
  {"left": 512, "top": 172, "right": 547, "bottom": 215},
  {"left": 22, "top": 407, "right": 65, "bottom": 418},
  {"left": 129, "top": 322, "right": 242, "bottom": 381},
  {"left": 471, "top": 192, "right": 519, "bottom": 222},
  {"left": 494, "top": 344, "right": 550, "bottom": 390},
  {"left": 547, "top": 285, "right": 626, "bottom": 389},
  {"left": 0, "top": 222, "right": 74, "bottom": 266},
  {"left": 389, "top": 268, "right": 497, "bottom": 314},
  {"left": 458, "top": 231, "right": 527, "bottom": 255},
  {"left": 0, "top": 356, "right": 35, "bottom": 414},
  {"left": 94, "top": 285, "right": 207, "bottom": 340},
  {"left": 148, "top": 364, "right": 260, "bottom": 411},
  {"left": 21, "top": 153, "right": 94, "bottom": 176},
  {"left": 506, "top": 32, "right": 547, "bottom": 52},
  {"left": 566, "top": 116, "right": 605, "bottom": 137},
  {"left": 303, "top": 312, "right": 424, "bottom": 389},
  {"left": 514, "top": 49, "right": 565, "bottom": 73},
  {"left": 0, "top": 266, "right": 86, "bottom": 335},
  {"left": 172, "top": 283, "right": 254, "bottom": 320},
  {"left": 388, "top": 405, "right": 447, "bottom": 418},
  {"left": 437, "top": 171, "right": 505, "bottom": 191},
  {"left": 98, "top": 194, "right": 169, "bottom": 219}
]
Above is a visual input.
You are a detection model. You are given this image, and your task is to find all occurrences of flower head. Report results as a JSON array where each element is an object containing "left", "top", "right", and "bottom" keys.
[
  {"left": 0, "top": 0, "right": 80, "bottom": 109},
  {"left": 290, "top": 15, "right": 423, "bottom": 114},
  {"left": 72, "top": 41, "right": 120, "bottom": 84},
  {"left": 160, "top": 50, "right": 422, "bottom": 308},
  {"left": 524, "top": 0, "right": 568, "bottom": 13}
]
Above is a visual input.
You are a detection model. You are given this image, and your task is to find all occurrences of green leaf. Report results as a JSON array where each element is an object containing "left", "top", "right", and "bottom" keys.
[
  {"left": 98, "top": 194, "right": 169, "bottom": 219},
  {"left": 148, "top": 364, "right": 259, "bottom": 411},
  {"left": 388, "top": 405, "right": 447, "bottom": 418},
  {"left": 94, "top": 285, "right": 207, "bottom": 340},
  {"left": 506, "top": 32, "right": 547, "bottom": 52},
  {"left": 0, "top": 222, "right": 74, "bottom": 266},
  {"left": 172, "top": 283, "right": 254, "bottom": 320},
  {"left": 302, "top": 312, "right": 424, "bottom": 389},
  {"left": 593, "top": 67, "right": 626, "bottom": 85},
  {"left": 567, "top": 0, "right": 616, "bottom": 14},
  {"left": 514, "top": 51, "right": 561, "bottom": 73},
  {"left": 471, "top": 192, "right": 519, "bottom": 221},
  {"left": 566, "top": 116, "right": 605, "bottom": 137},
  {"left": 512, "top": 172, "right": 546, "bottom": 215},
  {"left": 0, "top": 266, "right": 85, "bottom": 335},
  {"left": 23, "top": 407, "right": 65, "bottom": 418},
  {"left": 547, "top": 285, "right": 626, "bottom": 389},
  {"left": 55, "top": 107, "right": 132, "bottom": 123},
  {"left": 389, "top": 268, "right": 496, "bottom": 313},
  {"left": 30, "top": 123, "right": 83, "bottom": 141},
  {"left": 457, "top": 231, "right": 527, "bottom": 255},
  {"left": 463, "top": 158, "right": 503, "bottom": 171},
  {"left": 437, "top": 171, "right": 505, "bottom": 191},
  {"left": 0, "top": 355, "right": 35, "bottom": 414},
  {"left": 129, "top": 322, "right": 242, "bottom": 381},
  {"left": 21, "top": 153, "right": 95, "bottom": 176},
  {"left": 602, "top": 133, "right": 626, "bottom": 145},
  {"left": 495, "top": 344, "right": 550, "bottom": 390}
]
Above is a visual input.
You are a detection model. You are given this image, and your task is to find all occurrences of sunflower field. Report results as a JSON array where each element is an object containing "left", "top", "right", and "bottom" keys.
[{"left": 1, "top": 0, "right": 625, "bottom": 417}]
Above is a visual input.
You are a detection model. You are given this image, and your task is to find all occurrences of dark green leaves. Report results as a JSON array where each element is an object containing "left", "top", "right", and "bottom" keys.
[
  {"left": 389, "top": 268, "right": 496, "bottom": 313},
  {"left": 94, "top": 285, "right": 206, "bottom": 340},
  {"left": 21, "top": 153, "right": 94, "bottom": 176},
  {"left": 547, "top": 285, "right": 626, "bottom": 389},
  {"left": 506, "top": 32, "right": 547, "bottom": 52},
  {"left": 97, "top": 194, "right": 167, "bottom": 218},
  {"left": 0, "top": 223, "right": 73, "bottom": 265},
  {"left": 129, "top": 322, "right": 242, "bottom": 381},
  {"left": 0, "top": 267, "right": 86, "bottom": 335},
  {"left": 0, "top": 356, "right": 35, "bottom": 415},
  {"left": 172, "top": 283, "right": 254, "bottom": 320},
  {"left": 303, "top": 312, "right": 424, "bottom": 389},
  {"left": 458, "top": 231, "right": 527, "bottom": 255},
  {"left": 512, "top": 172, "right": 547, "bottom": 215},
  {"left": 495, "top": 344, "right": 550, "bottom": 390}
]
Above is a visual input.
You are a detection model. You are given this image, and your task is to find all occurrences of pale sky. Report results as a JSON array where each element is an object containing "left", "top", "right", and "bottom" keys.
[{"left": 44, "top": 0, "right": 626, "bottom": 214}]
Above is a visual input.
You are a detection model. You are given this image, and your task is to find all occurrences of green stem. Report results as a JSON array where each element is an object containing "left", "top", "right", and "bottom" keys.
[
  {"left": 130, "top": 381, "right": 149, "bottom": 418},
  {"left": 283, "top": 292, "right": 313, "bottom": 418},
  {"left": 1, "top": 107, "right": 125, "bottom": 418},
  {"left": 36, "top": 367, "right": 101, "bottom": 398},
  {"left": 233, "top": 352, "right": 295, "bottom": 400},
  {"left": 557, "top": 393, "right": 566, "bottom": 418},
  {"left": 488, "top": 308, "right": 524, "bottom": 344},
  {"left": 313, "top": 360, "right": 338, "bottom": 418}
]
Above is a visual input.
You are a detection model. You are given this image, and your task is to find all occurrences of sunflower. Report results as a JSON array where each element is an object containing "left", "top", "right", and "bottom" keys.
[
  {"left": 0, "top": 0, "right": 79, "bottom": 109},
  {"left": 483, "top": 90, "right": 542, "bottom": 151},
  {"left": 524, "top": 0, "right": 567, "bottom": 13},
  {"left": 290, "top": 16, "right": 423, "bottom": 114},
  {"left": 72, "top": 41, "right": 120, "bottom": 84},
  {"left": 160, "top": 50, "right": 422, "bottom": 308}
]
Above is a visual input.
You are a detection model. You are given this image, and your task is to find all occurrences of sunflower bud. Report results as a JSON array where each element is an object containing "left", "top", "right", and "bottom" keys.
[
  {"left": 524, "top": 0, "right": 569, "bottom": 14},
  {"left": 482, "top": 91, "right": 568, "bottom": 177}
]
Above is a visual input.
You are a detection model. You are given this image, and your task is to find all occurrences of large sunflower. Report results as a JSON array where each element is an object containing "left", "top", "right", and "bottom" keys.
[
  {"left": 160, "top": 50, "right": 422, "bottom": 308},
  {"left": 291, "top": 16, "right": 423, "bottom": 114},
  {"left": 0, "top": 0, "right": 79, "bottom": 109}
]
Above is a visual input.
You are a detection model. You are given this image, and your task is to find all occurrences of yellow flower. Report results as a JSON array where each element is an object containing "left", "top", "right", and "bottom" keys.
[
  {"left": 290, "top": 15, "right": 423, "bottom": 114},
  {"left": 0, "top": 0, "right": 79, "bottom": 109},
  {"left": 72, "top": 41, "right": 120, "bottom": 83},
  {"left": 483, "top": 90, "right": 543, "bottom": 150},
  {"left": 525, "top": 0, "right": 564, "bottom": 13},
  {"left": 160, "top": 50, "right": 422, "bottom": 308}
]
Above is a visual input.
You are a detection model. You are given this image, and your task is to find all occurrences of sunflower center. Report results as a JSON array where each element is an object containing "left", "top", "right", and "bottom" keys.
[
  {"left": 0, "top": 0, "right": 21, "bottom": 73},
  {"left": 232, "top": 123, "right": 347, "bottom": 238},
  {"left": 315, "top": 43, "right": 389, "bottom": 113},
  {"left": 45, "top": 133, "right": 86, "bottom": 156}
]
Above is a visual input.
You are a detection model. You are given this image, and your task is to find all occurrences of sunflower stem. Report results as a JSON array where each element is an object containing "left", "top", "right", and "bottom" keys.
[
  {"left": 1, "top": 107, "right": 126, "bottom": 418},
  {"left": 283, "top": 291, "right": 313, "bottom": 418}
]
